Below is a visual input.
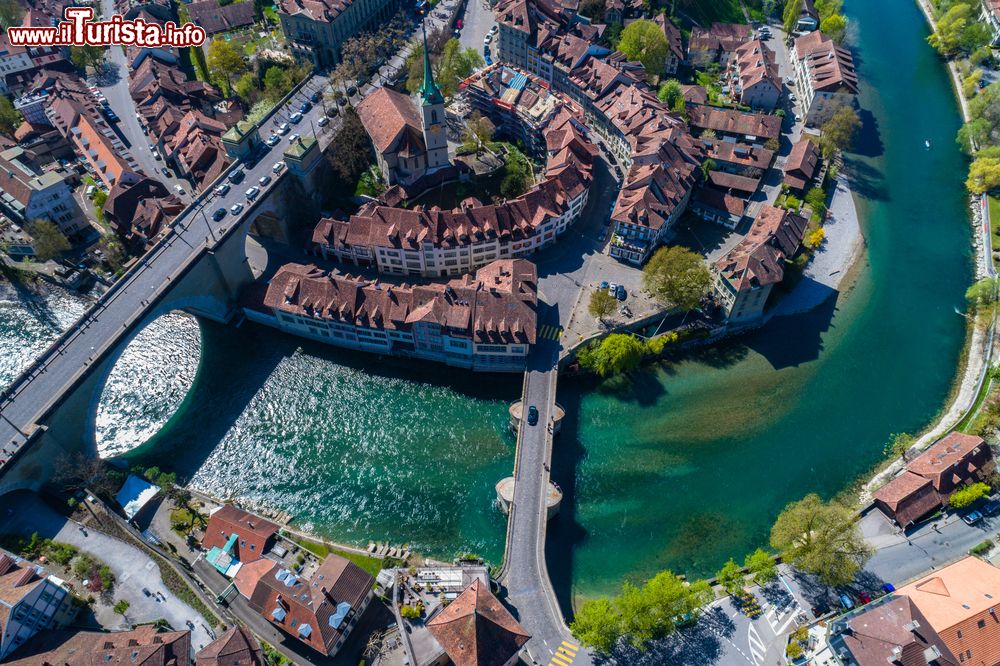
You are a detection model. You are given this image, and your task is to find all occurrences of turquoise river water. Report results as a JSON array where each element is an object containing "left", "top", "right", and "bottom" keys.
[{"left": 0, "top": 0, "right": 972, "bottom": 603}]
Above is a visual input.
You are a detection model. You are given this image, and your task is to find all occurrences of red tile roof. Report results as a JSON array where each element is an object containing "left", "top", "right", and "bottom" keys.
[
  {"left": 687, "top": 105, "right": 781, "bottom": 141},
  {"left": 715, "top": 204, "right": 806, "bottom": 291},
  {"left": 195, "top": 626, "right": 263, "bottom": 666},
  {"left": 5, "top": 625, "right": 191, "bottom": 666},
  {"left": 426, "top": 579, "right": 530, "bottom": 666},
  {"left": 873, "top": 471, "right": 941, "bottom": 527},
  {"left": 203, "top": 504, "right": 280, "bottom": 562},
  {"left": 906, "top": 432, "right": 987, "bottom": 492},
  {"left": 689, "top": 22, "right": 751, "bottom": 56},
  {"left": 783, "top": 138, "right": 820, "bottom": 191},
  {"left": 835, "top": 596, "right": 957, "bottom": 666},
  {"left": 357, "top": 87, "right": 425, "bottom": 155},
  {"left": 794, "top": 31, "right": 858, "bottom": 94}
]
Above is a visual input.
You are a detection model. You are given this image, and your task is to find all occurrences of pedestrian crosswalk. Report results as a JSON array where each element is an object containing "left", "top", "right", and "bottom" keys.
[
  {"left": 548, "top": 641, "right": 579, "bottom": 666},
  {"left": 538, "top": 324, "right": 564, "bottom": 341}
]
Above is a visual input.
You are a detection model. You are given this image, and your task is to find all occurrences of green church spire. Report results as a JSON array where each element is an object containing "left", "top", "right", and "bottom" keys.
[{"left": 420, "top": 21, "right": 444, "bottom": 106}]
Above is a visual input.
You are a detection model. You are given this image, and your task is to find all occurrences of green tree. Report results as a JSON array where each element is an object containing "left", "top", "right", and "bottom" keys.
[
  {"left": 744, "top": 548, "right": 778, "bottom": 585},
  {"left": 716, "top": 559, "right": 746, "bottom": 595},
  {"left": 576, "top": 334, "right": 646, "bottom": 377},
  {"left": 950, "top": 481, "right": 990, "bottom": 509},
  {"left": 571, "top": 598, "right": 621, "bottom": 652},
  {"left": 783, "top": 0, "right": 803, "bottom": 34},
  {"left": 819, "top": 13, "right": 847, "bottom": 43},
  {"left": 805, "top": 186, "right": 826, "bottom": 217},
  {"left": 113, "top": 599, "right": 130, "bottom": 615},
  {"left": 618, "top": 20, "right": 669, "bottom": 80},
  {"left": 462, "top": 112, "right": 494, "bottom": 150},
  {"left": 769, "top": 493, "right": 873, "bottom": 586},
  {"left": 966, "top": 155, "right": 1000, "bottom": 194},
  {"left": 588, "top": 288, "right": 618, "bottom": 321},
  {"left": 0, "top": 95, "right": 22, "bottom": 135},
  {"left": 28, "top": 220, "right": 70, "bottom": 260},
  {"left": 500, "top": 145, "right": 532, "bottom": 197},
  {"left": 927, "top": 3, "right": 989, "bottom": 57},
  {"left": 642, "top": 245, "right": 711, "bottom": 311},
  {"left": 70, "top": 45, "right": 106, "bottom": 72},
  {"left": 437, "top": 38, "right": 483, "bottom": 97},
  {"left": 657, "top": 79, "right": 683, "bottom": 107},
  {"left": 700, "top": 157, "right": 717, "bottom": 181},
  {"left": 883, "top": 432, "right": 915, "bottom": 459},
  {"left": 814, "top": 0, "right": 842, "bottom": 19},
  {"left": 962, "top": 70, "right": 982, "bottom": 100},
  {"left": 234, "top": 72, "right": 259, "bottom": 105},
  {"left": 0, "top": 0, "right": 22, "bottom": 30},
  {"left": 820, "top": 104, "right": 861, "bottom": 157},
  {"left": 207, "top": 39, "right": 248, "bottom": 93},
  {"left": 966, "top": 277, "right": 1000, "bottom": 309}
]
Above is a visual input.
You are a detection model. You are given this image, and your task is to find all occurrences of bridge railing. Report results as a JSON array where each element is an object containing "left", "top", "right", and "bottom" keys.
[{"left": 0, "top": 74, "right": 324, "bottom": 413}]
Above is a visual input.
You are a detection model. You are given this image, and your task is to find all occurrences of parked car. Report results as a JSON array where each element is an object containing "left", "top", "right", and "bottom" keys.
[
  {"left": 857, "top": 591, "right": 871, "bottom": 604},
  {"left": 318, "top": 116, "right": 330, "bottom": 127},
  {"left": 259, "top": 175, "right": 272, "bottom": 186},
  {"left": 230, "top": 203, "right": 244, "bottom": 215},
  {"left": 214, "top": 183, "right": 230, "bottom": 197},
  {"left": 266, "top": 133, "right": 280, "bottom": 146},
  {"left": 173, "top": 184, "right": 186, "bottom": 195},
  {"left": 245, "top": 186, "right": 260, "bottom": 200},
  {"left": 299, "top": 101, "right": 312, "bottom": 113},
  {"left": 310, "top": 91, "right": 321, "bottom": 103},
  {"left": 527, "top": 405, "right": 539, "bottom": 426},
  {"left": 982, "top": 499, "right": 1000, "bottom": 516},
  {"left": 212, "top": 207, "right": 227, "bottom": 221},
  {"left": 962, "top": 510, "right": 985, "bottom": 526},
  {"left": 347, "top": 85, "right": 358, "bottom": 97},
  {"left": 229, "top": 169, "right": 245, "bottom": 184},
  {"left": 273, "top": 161, "right": 285, "bottom": 173},
  {"left": 288, "top": 133, "right": 300, "bottom": 144},
  {"left": 456, "top": 18, "right": 463, "bottom": 28},
  {"left": 326, "top": 106, "right": 340, "bottom": 117},
  {"left": 599, "top": 280, "right": 609, "bottom": 290},
  {"left": 85, "top": 185, "right": 96, "bottom": 198},
  {"left": 337, "top": 96, "right": 348, "bottom": 106},
  {"left": 161, "top": 167, "right": 171, "bottom": 178},
  {"left": 278, "top": 122, "right": 291, "bottom": 135},
  {"left": 839, "top": 594, "right": 854, "bottom": 610},
  {"left": 608, "top": 282, "right": 618, "bottom": 295},
  {"left": 289, "top": 112, "right": 303, "bottom": 124},
  {"left": 616, "top": 285, "right": 626, "bottom": 301}
]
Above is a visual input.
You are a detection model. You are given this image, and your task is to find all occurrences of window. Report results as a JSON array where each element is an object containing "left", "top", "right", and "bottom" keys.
[
  {"left": 431, "top": 110, "right": 438, "bottom": 123},
  {"left": 978, "top": 619, "right": 986, "bottom": 628}
]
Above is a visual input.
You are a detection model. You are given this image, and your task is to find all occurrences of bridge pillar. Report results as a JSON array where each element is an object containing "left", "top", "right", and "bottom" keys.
[{"left": 508, "top": 400, "right": 565, "bottom": 435}]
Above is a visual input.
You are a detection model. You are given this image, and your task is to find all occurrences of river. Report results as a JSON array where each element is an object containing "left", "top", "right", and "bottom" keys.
[{"left": 0, "top": 0, "right": 972, "bottom": 605}]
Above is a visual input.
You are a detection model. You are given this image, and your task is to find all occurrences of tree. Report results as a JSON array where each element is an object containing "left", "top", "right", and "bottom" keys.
[
  {"left": 962, "top": 70, "right": 982, "bottom": 100},
  {"left": 819, "top": 13, "right": 847, "bottom": 43},
  {"left": 744, "top": 548, "right": 778, "bottom": 585},
  {"left": 618, "top": 20, "right": 669, "bottom": 80},
  {"left": 642, "top": 246, "right": 711, "bottom": 311},
  {"left": 883, "top": 432, "right": 915, "bottom": 459},
  {"left": 805, "top": 187, "right": 826, "bottom": 216},
  {"left": 950, "top": 481, "right": 990, "bottom": 509},
  {"left": 716, "top": 559, "right": 746, "bottom": 595},
  {"left": 966, "top": 277, "right": 1000, "bottom": 309},
  {"left": 820, "top": 105, "right": 861, "bottom": 157},
  {"left": 263, "top": 66, "right": 290, "bottom": 102},
  {"left": 70, "top": 45, "right": 105, "bottom": 72},
  {"left": 0, "top": 95, "right": 21, "bottom": 135},
  {"left": 769, "top": 493, "right": 873, "bottom": 586},
  {"left": 576, "top": 333, "right": 646, "bottom": 377},
  {"left": 207, "top": 39, "right": 248, "bottom": 93},
  {"left": 234, "top": 72, "right": 259, "bottom": 105},
  {"left": 700, "top": 157, "right": 716, "bottom": 182},
  {"left": 588, "top": 288, "right": 617, "bottom": 321},
  {"left": 113, "top": 599, "right": 130, "bottom": 615},
  {"left": 0, "top": 0, "right": 22, "bottom": 30},
  {"left": 657, "top": 79, "right": 683, "bottom": 107},
  {"left": 804, "top": 227, "right": 825, "bottom": 249},
  {"left": 438, "top": 38, "right": 483, "bottom": 97},
  {"left": 327, "top": 105, "right": 372, "bottom": 184},
  {"left": 500, "top": 145, "right": 532, "bottom": 197},
  {"left": 28, "top": 220, "right": 70, "bottom": 261},
  {"left": 571, "top": 598, "right": 622, "bottom": 652},
  {"left": 928, "top": 3, "right": 990, "bottom": 57},
  {"left": 579, "top": 0, "right": 605, "bottom": 20},
  {"left": 783, "top": 0, "right": 803, "bottom": 34},
  {"left": 966, "top": 155, "right": 1000, "bottom": 193},
  {"left": 462, "top": 112, "right": 494, "bottom": 149}
]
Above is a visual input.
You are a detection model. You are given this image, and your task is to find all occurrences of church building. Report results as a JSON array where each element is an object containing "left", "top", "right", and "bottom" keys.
[{"left": 357, "top": 26, "right": 452, "bottom": 187}]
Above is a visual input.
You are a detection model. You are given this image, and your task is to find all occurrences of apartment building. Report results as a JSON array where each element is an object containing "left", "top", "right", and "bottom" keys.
[
  {"left": 0, "top": 550, "right": 77, "bottom": 661},
  {"left": 792, "top": 31, "right": 859, "bottom": 127},
  {"left": 277, "top": 0, "right": 400, "bottom": 68},
  {"left": 0, "top": 147, "right": 84, "bottom": 235},
  {"left": 728, "top": 39, "right": 781, "bottom": 111},
  {"left": 245, "top": 259, "right": 538, "bottom": 371}
]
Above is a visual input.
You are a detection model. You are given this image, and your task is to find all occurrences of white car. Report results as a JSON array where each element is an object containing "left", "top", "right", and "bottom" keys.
[
  {"left": 266, "top": 133, "right": 281, "bottom": 146},
  {"left": 245, "top": 186, "right": 260, "bottom": 200},
  {"left": 608, "top": 282, "right": 618, "bottom": 295},
  {"left": 272, "top": 161, "right": 285, "bottom": 173},
  {"left": 288, "top": 133, "right": 300, "bottom": 143},
  {"left": 214, "top": 183, "right": 230, "bottom": 197},
  {"left": 794, "top": 114, "right": 802, "bottom": 122},
  {"left": 277, "top": 122, "right": 290, "bottom": 135},
  {"left": 173, "top": 184, "right": 186, "bottom": 195},
  {"left": 259, "top": 175, "right": 272, "bottom": 186},
  {"left": 289, "top": 112, "right": 303, "bottom": 124},
  {"left": 230, "top": 203, "right": 244, "bottom": 215},
  {"left": 318, "top": 116, "right": 330, "bottom": 127}
]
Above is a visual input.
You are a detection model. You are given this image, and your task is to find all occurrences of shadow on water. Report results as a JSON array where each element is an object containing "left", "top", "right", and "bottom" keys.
[
  {"left": 843, "top": 153, "right": 889, "bottom": 202},
  {"left": 852, "top": 108, "right": 885, "bottom": 160},
  {"left": 545, "top": 384, "right": 590, "bottom": 622},
  {"left": 3, "top": 279, "right": 66, "bottom": 333},
  {"left": 744, "top": 290, "right": 839, "bottom": 370},
  {"left": 124, "top": 318, "right": 521, "bottom": 481}
]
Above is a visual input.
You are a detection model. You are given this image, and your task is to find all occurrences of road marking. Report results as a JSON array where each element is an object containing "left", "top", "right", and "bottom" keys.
[
  {"left": 748, "top": 623, "right": 766, "bottom": 665},
  {"left": 537, "top": 324, "right": 564, "bottom": 341},
  {"left": 547, "top": 641, "right": 578, "bottom": 666}
]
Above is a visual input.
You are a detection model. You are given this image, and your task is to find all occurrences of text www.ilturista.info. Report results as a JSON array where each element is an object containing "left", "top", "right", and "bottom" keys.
[{"left": 6, "top": 7, "right": 206, "bottom": 48}]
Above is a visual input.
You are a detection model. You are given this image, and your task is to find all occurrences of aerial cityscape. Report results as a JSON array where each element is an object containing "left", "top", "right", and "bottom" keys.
[{"left": 0, "top": 0, "right": 998, "bottom": 663}]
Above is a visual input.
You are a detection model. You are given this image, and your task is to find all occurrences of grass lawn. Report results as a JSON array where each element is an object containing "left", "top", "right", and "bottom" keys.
[
  {"left": 988, "top": 195, "right": 1000, "bottom": 270},
  {"left": 686, "top": 0, "right": 744, "bottom": 25},
  {"left": 286, "top": 534, "right": 383, "bottom": 577}
]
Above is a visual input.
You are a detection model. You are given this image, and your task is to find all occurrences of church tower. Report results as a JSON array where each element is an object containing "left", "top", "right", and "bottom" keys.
[{"left": 419, "top": 23, "right": 451, "bottom": 172}]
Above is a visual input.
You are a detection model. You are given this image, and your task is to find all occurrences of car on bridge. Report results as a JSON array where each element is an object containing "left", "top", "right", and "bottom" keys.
[
  {"left": 277, "top": 122, "right": 290, "bottom": 135},
  {"left": 230, "top": 203, "right": 244, "bottom": 215},
  {"left": 266, "top": 134, "right": 280, "bottom": 146},
  {"left": 318, "top": 116, "right": 330, "bottom": 127},
  {"left": 299, "top": 101, "right": 312, "bottom": 113},
  {"left": 259, "top": 175, "right": 272, "bottom": 187},
  {"left": 214, "top": 183, "right": 230, "bottom": 197},
  {"left": 245, "top": 186, "right": 260, "bottom": 200},
  {"left": 272, "top": 162, "right": 285, "bottom": 174},
  {"left": 289, "top": 112, "right": 303, "bottom": 124},
  {"left": 212, "top": 207, "right": 227, "bottom": 221},
  {"left": 288, "top": 133, "right": 300, "bottom": 144},
  {"left": 527, "top": 405, "right": 538, "bottom": 426},
  {"left": 229, "top": 169, "right": 245, "bottom": 184}
]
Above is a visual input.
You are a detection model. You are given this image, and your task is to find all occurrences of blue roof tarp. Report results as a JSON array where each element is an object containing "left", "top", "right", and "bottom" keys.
[{"left": 115, "top": 475, "right": 160, "bottom": 520}]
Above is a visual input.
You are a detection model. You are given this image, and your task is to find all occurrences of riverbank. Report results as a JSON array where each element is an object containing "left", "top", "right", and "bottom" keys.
[{"left": 862, "top": 0, "right": 992, "bottom": 501}]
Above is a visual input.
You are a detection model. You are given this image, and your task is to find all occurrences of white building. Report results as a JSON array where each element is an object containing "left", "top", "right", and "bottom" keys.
[
  {"left": 0, "top": 550, "right": 77, "bottom": 661},
  {"left": 791, "top": 31, "right": 859, "bottom": 127},
  {"left": 0, "top": 147, "right": 84, "bottom": 236}
]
